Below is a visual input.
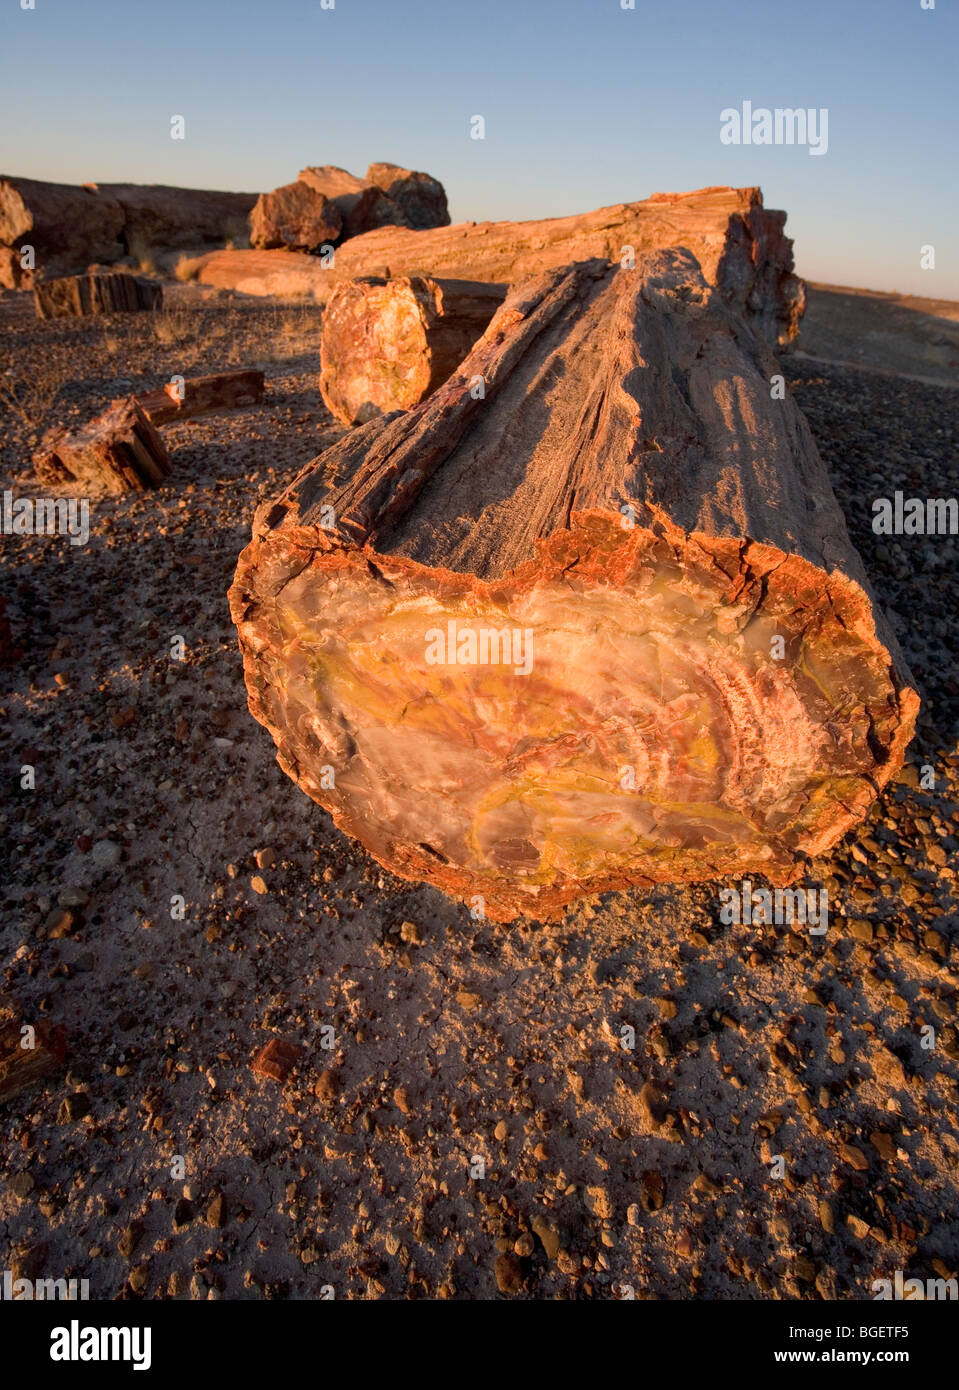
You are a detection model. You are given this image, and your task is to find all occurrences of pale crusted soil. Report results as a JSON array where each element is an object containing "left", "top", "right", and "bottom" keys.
[{"left": 0, "top": 287, "right": 957, "bottom": 1301}]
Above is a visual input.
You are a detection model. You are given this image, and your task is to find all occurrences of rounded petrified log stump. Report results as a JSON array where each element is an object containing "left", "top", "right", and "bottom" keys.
[{"left": 319, "top": 275, "right": 506, "bottom": 425}]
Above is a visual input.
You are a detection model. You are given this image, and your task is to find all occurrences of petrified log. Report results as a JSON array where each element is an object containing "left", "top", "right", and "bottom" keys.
[
  {"left": 35, "top": 397, "right": 170, "bottom": 495},
  {"left": 199, "top": 185, "right": 804, "bottom": 347},
  {"left": 136, "top": 369, "right": 265, "bottom": 425},
  {"left": 0, "top": 174, "right": 257, "bottom": 287},
  {"left": 299, "top": 166, "right": 410, "bottom": 239},
  {"left": 320, "top": 276, "right": 507, "bottom": 424},
  {"left": 249, "top": 181, "right": 342, "bottom": 253},
  {"left": 365, "top": 162, "right": 450, "bottom": 230},
  {"left": 33, "top": 271, "right": 162, "bottom": 319},
  {"left": 0, "top": 175, "right": 126, "bottom": 285},
  {"left": 230, "top": 250, "right": 917, "bottom": 922}
]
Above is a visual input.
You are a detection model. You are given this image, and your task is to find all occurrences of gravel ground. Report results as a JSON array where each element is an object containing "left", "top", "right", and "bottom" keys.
[{"left": 1, "top": 287, "right": 957, "bottom": 1301}]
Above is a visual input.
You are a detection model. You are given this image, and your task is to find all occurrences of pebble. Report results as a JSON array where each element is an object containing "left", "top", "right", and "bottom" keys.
[{"left": 91, "top": 839, "right": 121, "bottom": 869}]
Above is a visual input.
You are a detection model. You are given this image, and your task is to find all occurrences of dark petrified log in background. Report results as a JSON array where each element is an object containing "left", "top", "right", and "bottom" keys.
[
  {"left": 34, "top": 271, "right": 162, "bottom": 319},
  {"left": 230, "top": 250, "right": 916, "bottom": 922}
]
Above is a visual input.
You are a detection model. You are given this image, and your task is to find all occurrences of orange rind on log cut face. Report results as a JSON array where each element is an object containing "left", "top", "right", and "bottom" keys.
[{"left": 231, "top": 509, "right": 918, "bottom": 922}]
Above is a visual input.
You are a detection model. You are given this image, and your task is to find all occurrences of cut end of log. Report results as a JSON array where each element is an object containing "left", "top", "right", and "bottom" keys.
[{"left": 231, "top": 510, "right": 917, "bottom": 923}]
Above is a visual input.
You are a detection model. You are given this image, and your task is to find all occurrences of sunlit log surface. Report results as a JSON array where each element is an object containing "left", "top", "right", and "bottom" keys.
[{"left": 230, "top": 250, "right": 918, "bottom": 922}]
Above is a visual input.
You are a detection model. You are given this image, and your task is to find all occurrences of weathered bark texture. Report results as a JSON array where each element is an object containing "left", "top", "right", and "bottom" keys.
[
  {"left": 299, "top": 166, "right": 410, "bottom": 239},
  {"left": 0, "top": 174, "right": 256, "bottom": 286},
  {"left": 136, "top": 369, "right": 265, "bottom": 425},
  {"left": 365, "top": 162, "right": 450, "bottom": 230},
  {"left": 33, "top": 271, "right": 162, "bottom": 319},
  {"left": 230, "top": 250, "right": 917, "bottom": 922},
  {"left": 0, "top": 1017, "right": 67, "bottom": 1104},
  {"left": 249, "top": 181, "right": 342, "bottom": 252},
  {"left": 320, "top": 276, "right": 507, "bottom": 424},
  {"left": 200, "top": 185, "right": 804, "bottom": 346},
  {"left": 35, "top": 398, "right": 170, "bottom": 494}
]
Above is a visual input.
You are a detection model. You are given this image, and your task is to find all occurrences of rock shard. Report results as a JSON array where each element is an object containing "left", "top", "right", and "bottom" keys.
[{"left": 230, "top": 250, "right": 917, "bottom": 922}]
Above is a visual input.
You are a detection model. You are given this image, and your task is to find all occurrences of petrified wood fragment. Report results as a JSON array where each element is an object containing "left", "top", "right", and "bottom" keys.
[
  {"left": 136, "top": 369, "right": 265, "bottom": 425},
  {"left": 230, "top": 250, "right": 917, "bottom": 922},
  {"left": 320, "top": 276, "right": 507, "bottom": 424},
  {"left": 33, "top": 270, "right": 161, "bottom": 319},
  {"left": 249, "top": 181, "right": 342, "bottom": 253},
  {"left": 0, "top": 1016, "right": 67, "bottom": 1104},
  {"left": 35, "top": 397, "right": 170, "bottom": 495}
]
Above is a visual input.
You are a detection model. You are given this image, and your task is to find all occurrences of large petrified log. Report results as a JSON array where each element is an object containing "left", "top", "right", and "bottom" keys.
[
  {"left": 0, "top": 174, "right": 257, "bottom": 287},
  {"left": 320, "top": 276, "right": 507, "bottom": 424},
  {"left": 34, "top": 271, "right": 162, "bottom": 319},
  {"left": 200, "top": 186, "right": 805, "bottom": 347},
  {"left": 35, "top": 397, "right": 170, "bottom": 494},
  {"left": 249, "top": 181, "right": 342, "bottom": 253},
  {"left": 230, "top": 250, "right": 917, "bottom": 922},
  {"left": 136, "top": 369, "right": 265, "bottom": 426}
]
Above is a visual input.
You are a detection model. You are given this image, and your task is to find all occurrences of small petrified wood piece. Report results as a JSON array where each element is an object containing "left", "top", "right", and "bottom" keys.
[
  {"left": 35, "top": 397, "right": 170, "bottom": 494},
  {"left": 136, "top": 369, "right": 265, "bottom": 425}
]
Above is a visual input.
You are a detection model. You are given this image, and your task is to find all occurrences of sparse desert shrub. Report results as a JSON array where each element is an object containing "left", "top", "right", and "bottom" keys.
[
  {"left": 0, "top": 350, "right": 72, "bottom": 432},
  {"left": 127, "top": 233, "right": 158, "bottom": 274},
  {"left": 174, "top": 254, "right": 206, "bottom": 283}
]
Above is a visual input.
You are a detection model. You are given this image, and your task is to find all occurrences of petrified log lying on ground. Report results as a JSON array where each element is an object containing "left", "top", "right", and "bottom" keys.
[
  {"left": 320, "top": 276, "right": 507, "bottom": 424},
  {"left": 136, "top": 369, "right": 265, "bottom": 425},
  {"left": 0, "top": 174, "right": 257, "bottom": 286},
  {"left": 230, "top": 250, "right": 917, "bottom": 922},
  {"left": 200, "top": 186, "right": 804, "bottom": 346},
  {"left": 249, "top": 181, "right": 342, "bottom": 252},
  {"left": 35, "top": 398, "right": 170, "bottom": 494},
  {"left": 33, "top": 271, "right": 161, "bottom": 319}
]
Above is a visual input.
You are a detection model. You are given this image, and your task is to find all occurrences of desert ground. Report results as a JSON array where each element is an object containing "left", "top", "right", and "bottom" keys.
[{"left": 1, "top": 278, "right": 957, "bottom": 1301}]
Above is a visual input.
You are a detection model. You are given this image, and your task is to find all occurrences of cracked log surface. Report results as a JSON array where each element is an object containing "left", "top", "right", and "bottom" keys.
[
  {"left": 230, "top": 249, "right": 918, "bottom": 922},
  {"left": 201, "top": 185, "right": 805, "bottom": 348}
]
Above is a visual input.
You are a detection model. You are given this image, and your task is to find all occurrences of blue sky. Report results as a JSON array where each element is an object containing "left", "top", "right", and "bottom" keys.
[{"left": 1, "top": 0, "right": 956, "bottom": 296}]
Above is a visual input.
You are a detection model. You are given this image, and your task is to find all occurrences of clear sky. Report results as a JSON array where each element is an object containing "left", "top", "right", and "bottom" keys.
[{"left": 1, "top": 0, "right": 956, "bottom": 296}]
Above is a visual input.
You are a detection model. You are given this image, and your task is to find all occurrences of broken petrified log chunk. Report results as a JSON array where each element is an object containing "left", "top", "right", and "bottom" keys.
[
  {"left": 365, "top": 162, "right": 450, "bottom": 230},
  {"left": 136, "top": 369, "right": 265, "bottom": 425},
  {"left": 230, "top": 250, "right": 917, "bottom": 923},
  {"left": 298, "top": 166, "right": 410, "bottom": 239},
  {"left": 249, "top": 180, "right": 342, "bottom": 253},
  {"left": 33, "top": 271, "right": 162, "bottom": 319},
  {"left": 35, "top": 397, "right": 170, "bottom": 495},
  {"left": 0, "top": 1015, "right": 67, "bottom": 1105},
  {"left": 319, "top": 275, "right": 507, "bottom": 424}
]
